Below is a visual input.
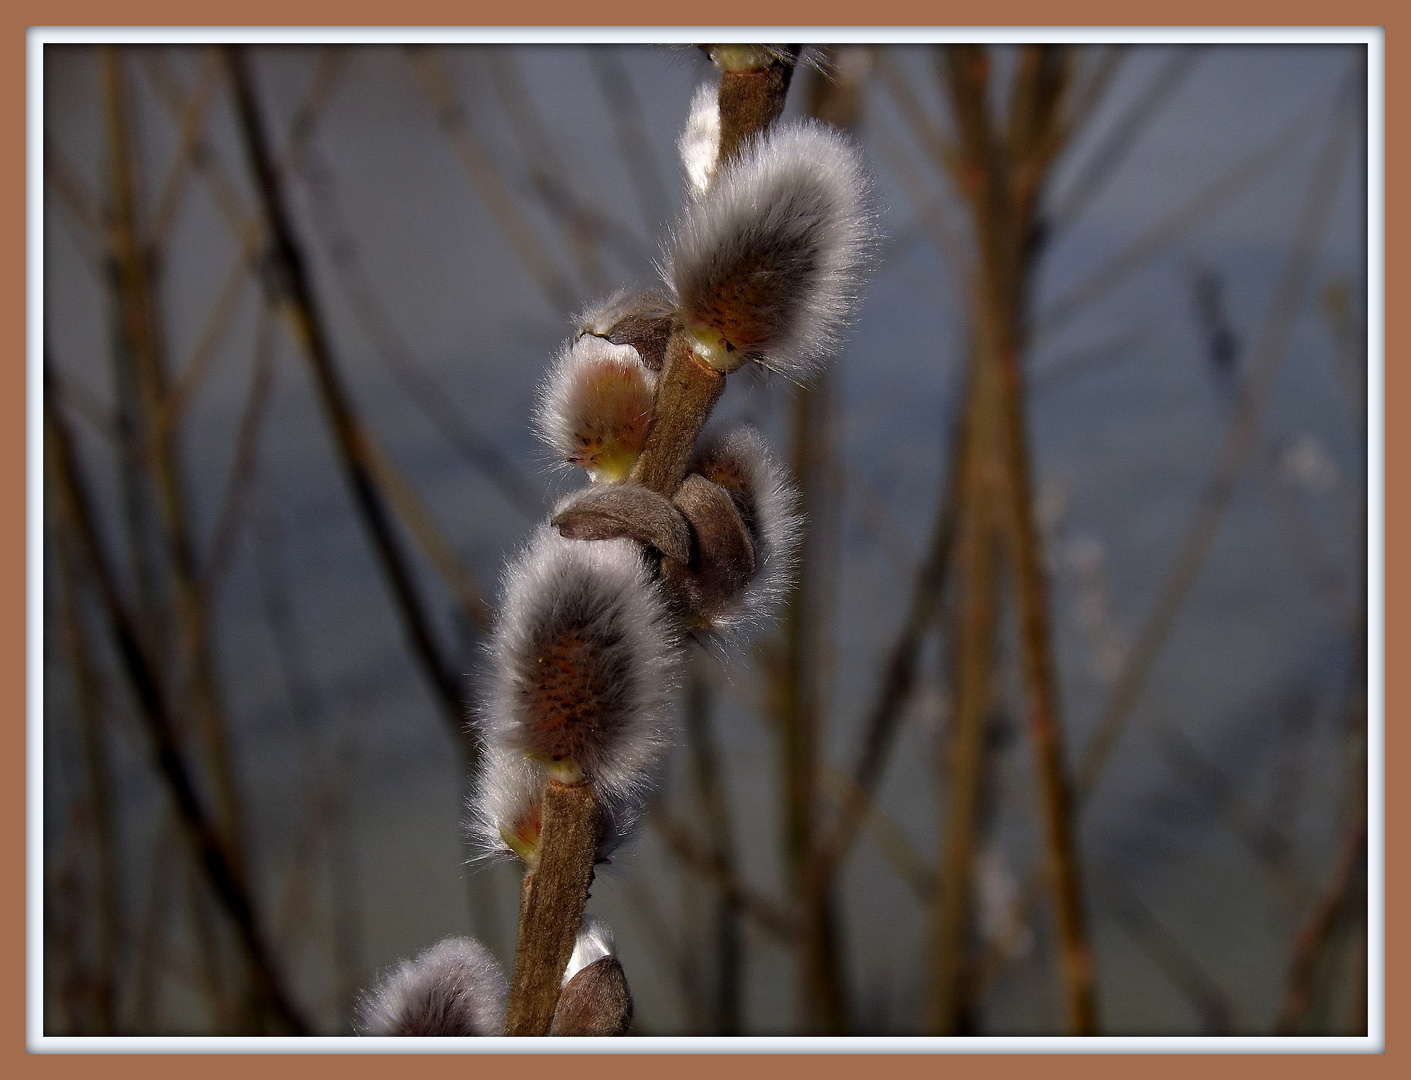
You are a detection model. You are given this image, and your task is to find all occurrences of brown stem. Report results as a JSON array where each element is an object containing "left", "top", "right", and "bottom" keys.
[
  {"left": 627, "top": 45, "right": 797, "bottom": 500},
  {"left": 628, "top": 331, "right": 724, "bottom": 496},
  {"left": 504, "top": 781, "right": 603, "bottom": 1035},
  {"left": 717, "top": 56, "right": 797, "bottom": 165},
  {"left": 929, "top": 43, "right": 1098, "bottom": 1035},
  {"left": 773, "top": 366, "right": 848, "bottom": 1035}
]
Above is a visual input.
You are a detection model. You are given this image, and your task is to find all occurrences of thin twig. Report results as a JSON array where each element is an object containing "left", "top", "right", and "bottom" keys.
[
  {"left": 650, "top": 807, "right": 797, "bottom": 941},
  {"left": 103, "top": 45, "right": 249, "bottom": 877},
  {"left": 45, "top": 363, "right": 310, "bottom": 1035},
  {"left": 224, "top": 45, "right": 474, "bottom": 750},
  {"left": 293, "top": 137, "right": 542, "bottom": 517},
  {"left": 147, "top": 47, "right": 223, "bottom": 248},
  {"left": 405, "top": 45, "right": 579, "bottom": 314},
  {"left": 1047, "top": 46, "right": 1204, "bottom": 232},
  {"left": 588, "top": 46, "right": 673, "bottom": 232},
  {"left": 1075, "top": 70, "right": 1361, "bottom": 800},
  {"left": 44, "top": 130, "right": 104, "bottom": 238},
  {"left": 682, "top": 655, "right": 744, "bottom": 1033},
  {"left": 1096, "top": 868, "right": 1239, "bottom": 1034},
  {"left": 1033, "top": 91, "right": 1326, "bottom": 343}
]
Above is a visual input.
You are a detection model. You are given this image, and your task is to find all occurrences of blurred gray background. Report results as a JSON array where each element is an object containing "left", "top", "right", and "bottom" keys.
[{"left": 42, "top": 42, "right": 1368, "bottom": 1037}]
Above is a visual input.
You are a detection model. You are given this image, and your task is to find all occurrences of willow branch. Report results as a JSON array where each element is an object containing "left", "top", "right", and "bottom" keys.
[{"left": 504, "top": 781, "right": 602, "bottom": 1035}]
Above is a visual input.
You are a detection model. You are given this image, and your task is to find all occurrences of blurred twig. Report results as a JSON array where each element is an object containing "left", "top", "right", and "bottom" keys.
[
  {"left": 682, "top": 656, "right": 744, "bottom": 1033},
  {"left": 1096, "top": 868, "right": 1239, "bottom": 1034},
  {"left": 103, "top": 45, "right": 249, "bottom": 877},
  {"left": 1047, "top": 46, "right": 1204, "bottom": 232},
  {"left": 1074, "top": 66, "right": 1361, "bottom": 800},
  {"left": 51, "top": 529, "right": 120, "bottom": 1033},
  {"left": 46, "top": 360, "right": 310, "bottom": 1035},
  {"left": 225, "top": 45, "right": 478, "bottom": 750},
  {"left": 293, "top": 133, "right": 543, "bottom": 518},
  {"left": 44, "top": 130, "right": 104, "bottom": 238},
  {"left": 405, "top": 45, "right": 579, "bottom": 313},
  {"left": 1033, "top": 91, "right": 1326, "bottom": 343},
  {"left": 927, "top": 43, "right": 1097, "bottom": 1035},
  {"left": 649, "top": 807, "right": 797, "bottom": 941},
  {"left": 588, "top": 46, "right": 673, "bottom": 232},
  {"left": 147, "top": 47, "right": 223, "bottom": 247}
]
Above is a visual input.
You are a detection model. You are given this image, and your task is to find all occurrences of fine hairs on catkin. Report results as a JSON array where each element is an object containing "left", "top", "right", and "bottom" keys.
[
  {"left": 483, "top": 527, "right": 678, "bottom": 811},
  {"left": 665, "top": 119, "right": 875, "bottom": 383},
  {"left": 356, "top": 937, "right": 506, "bottom": 1036},
  {"left": 535, "top": 334, "right": 657, "bottom": 482},
  {"left": 561, "top": 915, "right": 617, "bottom": 986},
  {"left": 686, "top": 425, "right": 804, "bottom": 642},
  {"left": 464, "top": 735, "right": 640, "bottom": 867},
  {"left": 679, "top": 83, "right": 720, "bottom": 196}
]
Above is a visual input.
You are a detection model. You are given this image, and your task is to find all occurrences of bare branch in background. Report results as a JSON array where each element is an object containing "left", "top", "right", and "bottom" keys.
[
  {"left": 147, "top": 47, "right": 224, "bottom": 248},
  {"left": 293, "top": 131, "right": 543, "bottom": 518},
  {"left": 46, "top": 361, "right": 310, "bottom": 1035},
  {"left": 650, "top": 808, "right": 798, "bottom": 942},
  {"left": 1075, "top": 67, "right": 1361, "bottom": 800},
  {"left": 406, "top": 45, "right": 580, "bottom": 313},
  {"left": 225, "top": 45, "right": 478, "bottom": 752},
  {"left": 1034, "top": 91, "right": 1326, "bottom": 344},
  {"left": 588, "top": 46, "right": 673, "bottom": 232},
  {"left": 1047, "top": 46, "right": 1204, "bottom": 233},
  {"left": 1096, "top": 868, "right": 1239, "bottom": 1034}
]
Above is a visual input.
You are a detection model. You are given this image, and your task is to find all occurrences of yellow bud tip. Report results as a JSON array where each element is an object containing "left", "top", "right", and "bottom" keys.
[
  {"left": 540, "top": 756, "right": 586, "bottom": 786},
  {"left": 709, "top": 44, "right": 776, "bottom": 73},
  {"left": 500, "top": 823, "right": 540, "bottom": 869},
  {"left": 687, "top": 325, "right": 746, "bottom": 374}
]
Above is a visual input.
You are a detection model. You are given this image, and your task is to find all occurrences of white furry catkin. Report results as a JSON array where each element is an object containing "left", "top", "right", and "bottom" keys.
[
  {"left": 665, "top": 120, "right": 874, "bottom": 382},
  {"left": 687, "top": 426, "right": 803, "bottom": 639},
  {"left": 561, "top": 915, "right": 616, "bottom": 986},
  {"left": 536, "top": 335, "right": 657, "bottom": 482},
  {"left": 483, "top": 527, "right": 677, "bottom": 813},
  {"left": 356, "top": 936, "right": 506, "bottom": 1036},
  {"left": 678, "top": 83, "right": 720, "bottom": 196}
]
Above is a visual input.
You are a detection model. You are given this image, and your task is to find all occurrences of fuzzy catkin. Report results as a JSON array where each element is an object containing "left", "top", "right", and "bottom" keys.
[
  {"left": 679, "top": 83, "right": 720, "bottom": 196},
  {"left": 484, "top": 527, "right": 678, "bottom": 815},
  {"left": 356, "top": 937, "right": 506, "bottom": 1036},
  {"left": 665, "top": 119, "right": 875, "bottom": 383},
  {"left": 684, "top": 425, "right": 803, "bottom": 641},
  {"left": 535, "top": 335, "right": 657, "bottom": 482}
]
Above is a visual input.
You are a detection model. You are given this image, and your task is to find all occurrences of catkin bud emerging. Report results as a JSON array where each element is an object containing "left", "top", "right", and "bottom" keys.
[
  {"left": 536, "top": 335, "right": 657, "bottom": 482},
  {"left": 665, "top": 120, "right": 874, "bottom": 382},
  {"left": 678, "top": 83, "right": 720, "bottom": 197},
  {"left": 485, "top": 527, "right": 677, "bottom": 812},
  {"left": 668, "top": 426, "right": 802, "bottom": 640},
  {"left": 550, "top": 917, "right": 633, "bottom": 1036},
  {"left": 355, "top": 936, "right": 506, "bottom": 1036},
  {"left": 576, "top": 288, "right": 677, "bottom": 371}
]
